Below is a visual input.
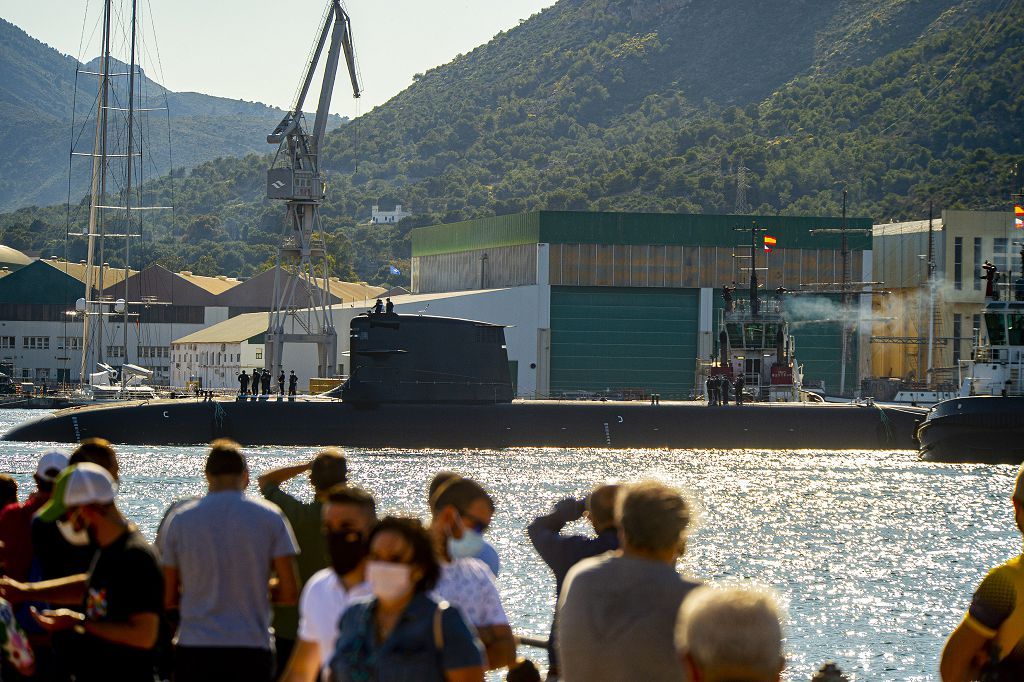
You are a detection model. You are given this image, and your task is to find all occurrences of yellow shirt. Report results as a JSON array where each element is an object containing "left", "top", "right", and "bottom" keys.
[{"left": 964, "top": 554, "right": 1024, "bottom": 669}]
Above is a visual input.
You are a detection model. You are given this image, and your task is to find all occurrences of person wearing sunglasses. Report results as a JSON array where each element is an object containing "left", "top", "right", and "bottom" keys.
[
  {"left": 427, "top": 472, "right": 499, "bottom": 576},
  {"left": 429, "top": 476, "right": 516, "bottom": 671},
  {"left": 329, "top": 516, "right": 484, "bottom": 682}
]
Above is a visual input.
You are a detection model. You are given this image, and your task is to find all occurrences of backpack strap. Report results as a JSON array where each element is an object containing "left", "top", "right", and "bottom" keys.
[{"left": 434, "top": 600, "right": 449, "bottom": 651}]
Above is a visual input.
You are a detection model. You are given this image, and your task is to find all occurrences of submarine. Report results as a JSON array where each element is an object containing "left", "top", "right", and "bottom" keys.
[{"left": 4, "top": 314, "right": 925, "bottom": 449}]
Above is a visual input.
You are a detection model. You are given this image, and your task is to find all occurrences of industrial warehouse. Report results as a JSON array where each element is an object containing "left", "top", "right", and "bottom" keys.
[{"left": 0, "top": 208, "right": 1015, "bottom": 399}]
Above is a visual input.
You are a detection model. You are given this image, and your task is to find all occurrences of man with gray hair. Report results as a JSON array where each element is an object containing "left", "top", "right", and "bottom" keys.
[
  {"left": 556, "top": 480, "right": 700, "bottom": 681},
  {"left": 675, "top": 586, "right": 785, "bottom": 682},
  {"left": 941, "top": 464, "right": 1024, "bottom": 681}
]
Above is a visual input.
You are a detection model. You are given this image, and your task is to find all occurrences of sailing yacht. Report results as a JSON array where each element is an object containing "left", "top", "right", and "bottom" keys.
[{"left": 70, "top": 0, "right": 165, "bottom": 402}]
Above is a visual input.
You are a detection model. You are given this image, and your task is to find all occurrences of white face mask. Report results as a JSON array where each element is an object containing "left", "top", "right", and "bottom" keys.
[
  {"left": 57, "top": 518, "right": 90, "bottom": 546},
  {"left": 365, "top": 561, "right": 414, "bottom": 601},
  {"left": 447, "top": 528, "right": 485, "bottom": 560}
]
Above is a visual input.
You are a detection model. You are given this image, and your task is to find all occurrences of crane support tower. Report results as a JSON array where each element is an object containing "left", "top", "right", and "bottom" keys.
[{"left": 265, "top": 0, "right": 361, "bottom": 381}]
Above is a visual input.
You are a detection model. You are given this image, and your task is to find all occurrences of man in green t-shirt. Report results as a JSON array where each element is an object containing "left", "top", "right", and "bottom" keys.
[{"left": 258, "top": 449, "right": 347, "bottom": 676}]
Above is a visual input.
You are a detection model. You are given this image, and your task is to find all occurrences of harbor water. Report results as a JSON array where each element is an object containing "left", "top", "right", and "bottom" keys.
[{"left": 0, "top": 408, "right": 1018, "bottom": 680}]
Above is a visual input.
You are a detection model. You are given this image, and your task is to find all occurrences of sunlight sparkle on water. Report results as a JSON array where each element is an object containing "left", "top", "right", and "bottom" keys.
[{"left": 0, "top": 410, "right": 1018, "bottom": 680}]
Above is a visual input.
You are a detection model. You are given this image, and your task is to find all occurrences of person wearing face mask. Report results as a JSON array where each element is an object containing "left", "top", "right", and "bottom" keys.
[
  {"left": 279, "top": 485, "right": 376, "bottom": 682},
  {"left": 330, "top": 515, "right": 485, "bottom": 682},
  {"left": 428, "top": 472, "right": 500, "bottom": 576},
  {"left": 556, "top": 480, "right": 701, "bottom": 682},
  {"left": 31, "top": 439, "right": 121, "bottom": 585},
  {"left": 0, "top": 463, "right": 163, "bottom": 682},
  {"left": 258, "top": 449, "right": 349, "bottom": 673},
  {"left": 429, "top": 476, "right": 516, "bottom": 671}
]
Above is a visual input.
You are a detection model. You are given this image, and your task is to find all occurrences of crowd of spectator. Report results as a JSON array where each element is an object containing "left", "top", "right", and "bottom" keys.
[{"left": 20, "top": 436, "right": 1020, "bottom": 680}]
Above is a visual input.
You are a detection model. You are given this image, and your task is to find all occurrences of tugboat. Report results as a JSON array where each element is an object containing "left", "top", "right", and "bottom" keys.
[
  {"left": 918, "top": 269, "right": 1024, "bottom": 463},
  {"left": 696, "top": 294, "right": 803, "bottom": 403}
]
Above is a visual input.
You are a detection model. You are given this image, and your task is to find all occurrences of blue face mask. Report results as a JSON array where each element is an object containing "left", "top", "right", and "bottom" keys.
[{"left": 447, "top": 528, "right": 485, "bottom": 560}]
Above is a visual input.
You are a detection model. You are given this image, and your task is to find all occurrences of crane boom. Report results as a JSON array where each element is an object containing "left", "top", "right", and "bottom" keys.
[{"left": 264, "top": 0, "right": 362, "bottom": 382}]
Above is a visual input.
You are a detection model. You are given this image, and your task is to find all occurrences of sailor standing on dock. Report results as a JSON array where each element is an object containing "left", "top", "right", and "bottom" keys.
[
  {"left": 289, "top": 371, "right": 299, "bottom": 397},
  {"left": 238, "top": 370, "right": 250, "bottom": 396}
]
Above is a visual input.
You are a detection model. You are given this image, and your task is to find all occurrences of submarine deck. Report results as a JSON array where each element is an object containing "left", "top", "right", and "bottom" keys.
[{"left": 4, "top": 398, "right": 925, "bottom": 450}]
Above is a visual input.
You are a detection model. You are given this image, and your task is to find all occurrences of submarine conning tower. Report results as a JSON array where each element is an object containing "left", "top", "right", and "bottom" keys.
[{"left": 337, "top": 313, "right": 515, "bottom": 405}]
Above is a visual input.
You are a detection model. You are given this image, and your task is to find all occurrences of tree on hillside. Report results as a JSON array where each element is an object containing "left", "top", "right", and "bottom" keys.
[{"left": 182, "top": 214, "right": 224, "bottom": 244}]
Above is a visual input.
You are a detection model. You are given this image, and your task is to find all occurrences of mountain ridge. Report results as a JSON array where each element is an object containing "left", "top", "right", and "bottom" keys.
[
  {"left": 0, "top": 0, "right": 1021, "bottom": 286},
  {"left": 0, "top": 18, "right": 342, "bottom": 212}
]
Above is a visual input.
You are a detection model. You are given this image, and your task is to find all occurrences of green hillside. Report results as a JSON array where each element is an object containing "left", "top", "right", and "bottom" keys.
[
  {"left": 1, "top": 0, "right": 1021, "bottom": 285},
  {"left": 0, "top": 18, "right": 343, "bottom": 212}
]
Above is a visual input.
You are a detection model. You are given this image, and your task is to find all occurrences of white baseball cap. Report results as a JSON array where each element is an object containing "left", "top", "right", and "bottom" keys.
[
  {"left": 34, "top": 450, "right": 70, "bottom": 482},
  {"left": 37, "top": 463, "right": 117, "bottom": 521}
]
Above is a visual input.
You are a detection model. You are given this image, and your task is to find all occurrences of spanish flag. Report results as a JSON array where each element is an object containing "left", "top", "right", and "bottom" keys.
[
  {"left": 1015, "top": 205, "right": 1024, "bottom": 229},
  {"left": 764, "top": 235, "right": 777, "bottom": 252}
]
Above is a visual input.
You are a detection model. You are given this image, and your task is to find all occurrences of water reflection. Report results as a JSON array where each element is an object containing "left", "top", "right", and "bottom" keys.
[{"left": 0, "top": 410, "right": 1017, "bottom": 680}]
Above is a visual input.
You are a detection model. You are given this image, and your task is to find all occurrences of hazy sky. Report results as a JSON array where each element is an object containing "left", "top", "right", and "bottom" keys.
[{"left": 3, "top": 0, "right": 556, "bottom": 116}]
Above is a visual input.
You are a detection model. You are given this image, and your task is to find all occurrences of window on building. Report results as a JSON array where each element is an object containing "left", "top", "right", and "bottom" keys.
[
  {"left": 954, "top": 238, "right": 963, "bottom": 290},
  {"left": 974, "top": 314, "right": 982, "bottom": 346},
  {"left": 995, "top": 237, "right": 1008, "bottom": 274},
  {"left": 256, "top": 351, "right": 263, "bottom": 360},
  {"left": 974, "top": 238, "right": 982, "bottom": 290},
  {"left": 0, "top": 336, "right": 14, "bottom": 349},
  {"left": 23, "top": 337, "right": 50, "bottom": 350},
  {"left": 58, "top": 337, "right": 82, "bottom": 350},
  {"left": 106, "top": 346, "right": 125, "bottom": 358},
  {"left": 953, "top": 314, "right": 962, "bottom": 364},
  {"left": 136, "top": 346, "right": 170, "bottom": 359}
]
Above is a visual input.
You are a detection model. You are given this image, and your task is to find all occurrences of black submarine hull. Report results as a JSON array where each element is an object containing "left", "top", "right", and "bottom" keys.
[
  {"left": 917, "top": 396, "right": 1024, "bottom": 464},
  {"left": 3, "top": 398, "right": 924, "bottom": 450}
]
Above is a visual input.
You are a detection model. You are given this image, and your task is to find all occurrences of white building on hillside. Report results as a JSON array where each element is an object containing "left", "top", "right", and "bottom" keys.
[{"left": 371, "top": 204, "right": 412, "bottom": 224}]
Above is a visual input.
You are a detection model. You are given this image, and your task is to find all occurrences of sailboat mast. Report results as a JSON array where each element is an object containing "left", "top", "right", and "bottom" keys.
[
  {"left": 839, "top": 191, "right": 848, "bottom": 396},
  {"left": 80, "top": 0, "right": 113, "bottom": 384},
  {"left": 926, "top": 201, "right": 935, "bottom": 386},
  {"left": 122, "top": 0, "right": 139, "bottom": 393}
]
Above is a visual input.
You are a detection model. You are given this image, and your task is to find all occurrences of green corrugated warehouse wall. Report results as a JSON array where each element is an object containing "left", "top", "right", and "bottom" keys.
[
  {"left": 550, "top": 286, "right": 699, "bottom": 398},
  {"left": 786, "top": 292, "right": 860, "bottom": 393},
  {"left": 791, "top": 322, "right": 857, "bottom": 395}
]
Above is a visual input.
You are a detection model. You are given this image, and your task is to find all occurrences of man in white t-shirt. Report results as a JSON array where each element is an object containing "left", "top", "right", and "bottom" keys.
[
  {"left": 429, "top": 475, "right": 516, "bottom": 671},
  {"left": 280, "top": 485, "right": 376, "bottom": 682}
]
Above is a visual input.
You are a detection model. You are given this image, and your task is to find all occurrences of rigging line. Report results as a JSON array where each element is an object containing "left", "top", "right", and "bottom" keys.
[
  {"left": 291, "top": 1, "right": 335, "bottom": 112},
  {"left": 877, "top": 0, "right": 1013, "bottom": 138},
  {"left": 142, "top": 0, "right": 176, "bottom": 244},
  {"left": 66, "top": 65, "right": 83, "bottom": 266}
]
